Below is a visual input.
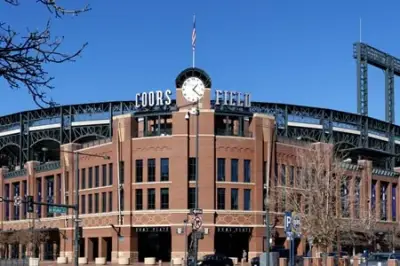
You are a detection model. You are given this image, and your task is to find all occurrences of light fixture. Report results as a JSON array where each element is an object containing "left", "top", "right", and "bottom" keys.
[{"left": 185, "top": 112, "right": 190, "bottom": 120}]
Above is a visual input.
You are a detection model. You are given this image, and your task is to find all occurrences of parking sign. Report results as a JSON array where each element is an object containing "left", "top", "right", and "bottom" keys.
[{"left": 284, "top": 211, "right": 292, "bottom": 234}]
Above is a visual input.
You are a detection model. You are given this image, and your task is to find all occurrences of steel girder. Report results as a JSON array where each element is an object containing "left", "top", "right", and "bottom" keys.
[{"left": 353, "top": 42, "right": 400, "bottom": 124}]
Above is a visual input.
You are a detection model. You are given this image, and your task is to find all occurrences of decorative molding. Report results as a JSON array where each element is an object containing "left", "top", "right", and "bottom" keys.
[
  {"left": 216, "top": 146, "right": 253, "bottom": 153},
  {"left": 133, "top": 146, "right": 172, "bottom": 153}
]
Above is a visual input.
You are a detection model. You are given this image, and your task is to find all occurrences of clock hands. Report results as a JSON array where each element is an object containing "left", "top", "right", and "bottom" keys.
[{"left": 192, "top": 84, "right": 201, "bottom": 96}]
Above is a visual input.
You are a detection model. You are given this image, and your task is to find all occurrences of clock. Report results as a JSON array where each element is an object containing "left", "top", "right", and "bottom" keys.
[{"left": 182, "top": 77, "right": 205, "bottom": 102}]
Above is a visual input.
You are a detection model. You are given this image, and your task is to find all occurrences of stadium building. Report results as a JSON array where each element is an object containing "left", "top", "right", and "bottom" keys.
[{"left": 1, "top": 42, "right": 400, "bottom": 263}]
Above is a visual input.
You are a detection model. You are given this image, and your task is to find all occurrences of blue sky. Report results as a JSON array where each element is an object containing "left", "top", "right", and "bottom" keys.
[{"left": 1, "top": 0, "right": 399, "bottom": 123}]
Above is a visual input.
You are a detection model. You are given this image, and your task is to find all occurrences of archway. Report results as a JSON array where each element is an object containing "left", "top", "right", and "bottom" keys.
[{"left": 30, "top": 139, "right": 60, "bottom": 163}]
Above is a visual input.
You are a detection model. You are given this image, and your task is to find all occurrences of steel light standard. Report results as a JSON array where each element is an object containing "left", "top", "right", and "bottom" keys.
[
  {"left": 193, "top": 101, "right": 200, "bottom": 266},
  {"left": 43, "top": 147, "right": 109, "bottom": 266}
]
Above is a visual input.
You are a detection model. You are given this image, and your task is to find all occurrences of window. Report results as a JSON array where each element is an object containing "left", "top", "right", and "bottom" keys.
[
  {"left": 102, "top": 192, "right": 106, "bottom": 212},
  {"left": 244, "top": 189, "right": 251, "bottom": 210},
  {"left": 65, "top": 172, "right": 69, "bottom": 191},
  {"left": 161, "top": 188, "right": 169, "bottom": 209},
  {"left": 120, "top": 189, "right": 124, "bottom": 211},
  {"left": 94, "top": 193, "right": 99, "bottom": 213},
  {"left": 244, "top": 160, "right": 251, "bottom": 182},
  {"left": 147, "top": 188, "right": 156, "bottom": 209},
  {"left": 136, "top": 189, "right": 143, "bottom": 210},
  {"left": 102, "top": 164, "right": 107, "bottom": 186},
  {"left": 231, "top": 189, "right": 239, "bottom": 210},
  {"left": 94, "top": 166, "right": 99, "bottom": 187},
  {"left": 393, "top": 184, "right": 397, "bottom": 221},
  {"left": 188, "top": 188, "right": 195, "bottom": 209},
  {"left": 217, "top": 158, "right": 225, "bottom": 181},
  {"left": 108, "top": 163, "right": 113, "bottom": 185},
  {"left": 23, "top": 181, "right": 27, "bottom": 218},
  {"left": 136, "top": 160, "right": 143, "bottom": 183},
  {"left": 4, "top": 184, "right": 9, "bottom": 220},
  {"left": 217, "top": 188, "right": 225, "bottom": 209},
  {"left": 88, "top": 167, "right": 93, "bottom": 188},
  {"left": 88, "top": 194, "right": 93, "bottom": 214},
  {"left": 281, "top": 165, "right": 286, "bottom": 186},
  {"left": 355, "top": 177, "right": 361, "bottom": 219},
  {"left": 148, "top": 159, "right": 156, "bottom": 182},
  {"left": 231, "top": 159, "right": 238, "bottom": 182},
  {"left": 81, "top": 169, "right": 86, "bottom": 189},
  {"left": 289, "top": 166, "right": 294, "bottom": 186},
  {"left": 81, "top": 195, "right": 86, "bottom": 214},
  {"left": 160, "top": 158, "right": 169, "bottom": 181},
  {"left": 108, "top": 192, "right": 113, "bottom": 212},
  {"left": 188, "top": 158, "right": 197, "bottom": 181},
  {"left": 119, "top": 161, "right": 125, "bottom": 184}
]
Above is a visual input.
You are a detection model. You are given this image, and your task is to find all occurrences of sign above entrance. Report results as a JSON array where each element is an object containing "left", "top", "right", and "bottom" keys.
[
  {"left": 135, "top": 227, "right": 170, "bottom": 233},
  {"left": 215, "top": 90, "right": 251, "bottom": 108},
  {"left": 135, "top": 89, "right": 172, "bottom": 108}
]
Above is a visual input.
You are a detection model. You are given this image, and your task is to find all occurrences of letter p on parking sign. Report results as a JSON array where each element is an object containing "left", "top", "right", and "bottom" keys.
[{"left": 284, "top": 211, "right": 292, "bottom": 234}]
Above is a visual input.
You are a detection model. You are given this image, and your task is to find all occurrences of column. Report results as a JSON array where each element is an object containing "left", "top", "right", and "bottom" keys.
[
  {"left": 99, "top": 237, "right": 107, "bottom": 258},
  {"left": 85, "top": 238, "right": 93, "bottom": 261}
]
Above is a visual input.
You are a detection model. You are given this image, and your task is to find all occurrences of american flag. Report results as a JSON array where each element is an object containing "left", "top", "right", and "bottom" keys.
[{"left": 192, "top": 15, "right": 196, "bottom": 51}]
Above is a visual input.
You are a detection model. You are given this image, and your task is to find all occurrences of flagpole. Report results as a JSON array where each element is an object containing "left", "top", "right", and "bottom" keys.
[{"left": 192, "top": 14, "right": 196, "bottom": 68}]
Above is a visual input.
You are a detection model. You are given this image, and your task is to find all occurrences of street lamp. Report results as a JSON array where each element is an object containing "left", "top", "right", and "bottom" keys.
[
  {"left": 264, "top": 196, "right": 270, "bottom": 266},
  {"left": 42, "top": 147, "right": 110, "bottom": 266}
]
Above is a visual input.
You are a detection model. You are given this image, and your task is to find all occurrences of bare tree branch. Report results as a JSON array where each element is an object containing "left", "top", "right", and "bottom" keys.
[{"left": 0, "top": 0, "right": 90, "bottom": 108}]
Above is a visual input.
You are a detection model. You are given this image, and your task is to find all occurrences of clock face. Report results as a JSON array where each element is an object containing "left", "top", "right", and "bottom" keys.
[{"left": 182, "top": 77, "right": 205, "bottom": 102}]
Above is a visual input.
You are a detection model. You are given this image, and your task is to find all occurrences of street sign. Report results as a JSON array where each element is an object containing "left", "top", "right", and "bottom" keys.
[
  {"left": 14, "top": 196, "right": 21, "bottom": 206},
  {"left": 193, "top": 216, "right": 203, "bottom": 230},
  {"left": 291, "top": 212, "right": 301, "bottom": 237},
  {"left": 190, "top": 208, "right": 203, "bottom": 215},
  {"left": 284, "top": 211, "right": 292, "bottom": 234},
  {"left": 49, "top": 206, "right": 67, "bottom": 214}
]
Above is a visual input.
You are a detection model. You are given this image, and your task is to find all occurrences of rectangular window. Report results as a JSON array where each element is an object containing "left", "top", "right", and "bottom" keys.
[
  {"left": 289, "top": 166, "right": 294, "bottom": 186},
  {"left": 231, "top": 188, "right": 239, "bottom": 210},
  {"left": 88, "top": 167, "right": 93, "bottom": 188},
  {"left": 393, "top": 184, "right": 397, "bottom": 221},
  {"left": 136, "top": 189, "right": 143, "bottom": 210},
  {"left": 188, "top": 188, "right": 195, "bottom": 209},
  {"left": 231, "top": 159, "right": 239, "bottom": 182},
  {"left": 36, "top": 178, "right": 41, "bottom": 218},
  {"left": 160, "top": 158, "right": 169, "bottom": 181},
  {"left": 108, "top": 163, "right": 113, "bottom": 185},
  {"left": 5, "top": 184, "right": 9, "bottom": 220},
  {"left": 102, "top": 192, "right": 106, "bottom": 212},
  {"left": 65, "top": 172, "right": 69, "bottom": 191},
  {"left": 136, "top": 159, "right": 143, "bottom": 183},
  {"left": 108, "top": 192, "right": 112, "bottom": 212},
  {"left": 148, "top": 159, "right": 156, "bottom": 182},
  {"left": 94, "top": 193, "right": 99, "bottom": 213},
  {"left": 88, "top": 194, "right": 93, "bottom": 214},
  {"left": 147, "top": 188, "right": 156, "bottom": 209},
  {"left": 23, "top": 181, "right": 27, "bottom": 217},
  {"left": 119, "top": 161, "right": 125, "bottom": 184},
  {"left": 102, "top": 164, "right": 107, "bottom": 187},
  {"left": 217, "top": 158, "right": 226, "bottom": 181},
  {"left": 120, "top": 189, "right": 124, "bottom": 211},
  {"left": 281, "top": 165, "right": 286, "bottom": 186},
  {"left": 217, "top": 188, "right": 225, "bottom": 209},
  {"left": 244, "top": 160, "right": 251, "bottom": 183},
  {"left": 95, "top": 166, "right": 100, "bottom": 187},
  {"left": 355, "top": 177, "right": 361, "bottom": 219},
  {"left": 81, "top": 195, "right": 86, "bottom": 214},
  {"left": 161, "top": 188, "right": 169, "bottom": 209},
  {"left": 188, "top": 158, "right": 197, "bottom": 181},
  {"left": 81, "top": 168, "right": 86, "bottom": 189},
  {"left": 244, "top": 189, "right": 251, "bottom": 210}
]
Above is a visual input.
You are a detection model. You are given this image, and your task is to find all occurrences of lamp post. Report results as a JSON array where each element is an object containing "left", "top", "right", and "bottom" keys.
[
  {"left": 264, "top": 196, "right": 270, "bottom": 266},
  {"left": 42, "top": 147, "right": 109, "bottom": 266},
  {"left": 188, "top": 102, "right": 200, "bottom": 266}
]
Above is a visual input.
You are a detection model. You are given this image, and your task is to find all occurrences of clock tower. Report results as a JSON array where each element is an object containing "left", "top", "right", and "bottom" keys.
[{"left": 175, "top": 67, "right": 212, "bottom": 110}]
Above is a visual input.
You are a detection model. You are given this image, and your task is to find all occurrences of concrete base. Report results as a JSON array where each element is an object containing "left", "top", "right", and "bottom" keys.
[
  {"left": 145, "top": 257, "right": 156, "bottom": 265},
  {"left": 172, "top": 258, "right": 182, "bottom": 265},
  {"left": 28, "top": 258, "right": 40, "bottom": 266},
  {"left": 118, "top": 258, "right": 130, "bottom": 265},
  {"left": 78, "top": 257, "right": 88, "bottom": 264},
  {"left": 57, "top": 257, "right": 68, "bottom": 264},
  {"left": 95, "top": 257, "right": 106, "bottom": 265}
]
